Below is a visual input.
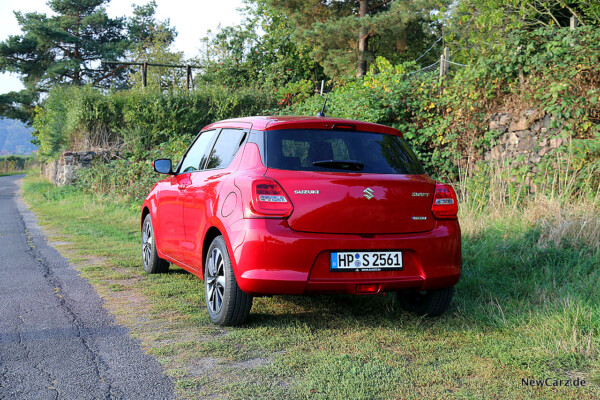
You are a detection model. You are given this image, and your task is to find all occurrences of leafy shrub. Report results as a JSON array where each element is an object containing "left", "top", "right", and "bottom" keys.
[
  {"left": 33, "top": 25, "right": 599, "bottom": 196},
  {"left": 67, "top": 86, "right": 125, "bottom": 150},
  {"left": 33, "top": 85, "right": 277, "bottom": 159},
  {"left": 33, "top": 86, "right": 71, "bottom": 158},
  {"left": 75, "top": 135, "right": 192, "bottom": 205},
  {"left": 120, "top": 86, "right": 276, "bottom": 157},
  {"left": 285, "top": 58, "right": 475, "bottom": 179}
]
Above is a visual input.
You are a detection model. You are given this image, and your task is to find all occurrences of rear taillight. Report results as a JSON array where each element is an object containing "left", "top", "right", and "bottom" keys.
[
  {"left": 431, "top": 183, "right": 458, "bottom": 219},
  {"left": 249, "top": 178, "right": 293, "bottom": 217}
]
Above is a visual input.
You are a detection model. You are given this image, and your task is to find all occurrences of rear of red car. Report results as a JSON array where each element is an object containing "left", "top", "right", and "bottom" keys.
[{"left": 227, "top": 118, "right": 461, "bottom": 303}]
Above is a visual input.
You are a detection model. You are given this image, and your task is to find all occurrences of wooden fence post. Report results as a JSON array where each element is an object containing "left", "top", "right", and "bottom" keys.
[
  {"left": 440, "top": 47, "right": 450, "bottom": 77},
  {"left": 570, "top": 16, "right": 578, "bottom": 30},
  {"left": 440, "top": 54, "right": 444, "bottom": 77},
  {"left": 186, "top": 65, "right": 192, "bottom": 92},
  {"left": 142, "top": 62, "right": 147, "bottom": 89}
]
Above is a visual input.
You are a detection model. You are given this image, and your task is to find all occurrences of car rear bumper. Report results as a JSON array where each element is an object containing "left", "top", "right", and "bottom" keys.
[{"left": 226, "top": 218, "right": 461, "bottom": 296}]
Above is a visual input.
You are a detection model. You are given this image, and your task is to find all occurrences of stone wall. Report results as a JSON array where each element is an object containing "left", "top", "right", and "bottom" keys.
[
  {"left": 485, "top": 109, "right": 564, "bottom": 164},
  {"left": 42, "top": 150, "right": 120, "bottom": 187}
]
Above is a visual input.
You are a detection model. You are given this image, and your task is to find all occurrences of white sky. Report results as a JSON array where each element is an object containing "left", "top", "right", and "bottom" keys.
[{"left": 0, "top": 0, "right": 245, "bottom": 94}]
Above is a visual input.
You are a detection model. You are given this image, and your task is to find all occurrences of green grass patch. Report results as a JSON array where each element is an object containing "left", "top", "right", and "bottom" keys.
[{"left": 21, "top": 173, "right": 600, "bottom": 399}]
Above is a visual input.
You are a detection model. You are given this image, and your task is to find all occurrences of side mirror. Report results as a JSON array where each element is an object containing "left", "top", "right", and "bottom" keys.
[{"left": 153, "top": 159, "right": 173, "bottom": 175}]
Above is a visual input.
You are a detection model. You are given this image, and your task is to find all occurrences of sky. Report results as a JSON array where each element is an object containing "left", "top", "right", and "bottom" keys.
[{"left": 0, "top": 0, "right": 245, "bottom": 94}]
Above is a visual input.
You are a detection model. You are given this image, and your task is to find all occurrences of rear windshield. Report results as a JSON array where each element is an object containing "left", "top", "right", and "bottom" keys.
[{"left": 266, "top": 129, "right": 425, "bottom": 174}]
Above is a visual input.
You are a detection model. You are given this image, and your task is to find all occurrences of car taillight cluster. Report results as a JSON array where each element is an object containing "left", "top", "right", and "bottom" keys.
[
  {"left": 249, "top": 178, "right": 293, "bottom": 217},
  {"left": 431, "top": 183, "right": 458, "bottom": 219}
]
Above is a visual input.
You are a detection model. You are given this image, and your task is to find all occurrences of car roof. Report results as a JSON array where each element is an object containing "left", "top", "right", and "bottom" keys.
[{"left": 201, "top": 116, "right": 403, "bottom": 136}]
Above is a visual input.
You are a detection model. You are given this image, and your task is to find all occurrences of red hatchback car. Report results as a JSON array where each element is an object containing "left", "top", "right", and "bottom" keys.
[{"left": 141, "top": 116, "right": 461, "bottom": 325}]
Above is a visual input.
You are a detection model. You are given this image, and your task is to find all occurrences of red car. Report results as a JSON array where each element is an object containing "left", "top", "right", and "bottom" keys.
[{"left": 141, "top": 116, "right": 461, "bottom": 326}]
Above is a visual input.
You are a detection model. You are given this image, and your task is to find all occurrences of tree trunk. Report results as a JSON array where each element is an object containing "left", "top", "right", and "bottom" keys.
[
  {"left": 73, "top": 9, "right": 81, "bottom": 85},
  {"left": 356, "top": 0, "right": 368, "bottom": 77}
]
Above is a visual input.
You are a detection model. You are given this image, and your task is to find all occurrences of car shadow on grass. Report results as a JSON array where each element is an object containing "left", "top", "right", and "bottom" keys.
[
  {"left": 165, "top": 267, "right": 193, "bottom": 276},
  {"left": 245, "top": 292, "right": 444, "bottom": 331}
]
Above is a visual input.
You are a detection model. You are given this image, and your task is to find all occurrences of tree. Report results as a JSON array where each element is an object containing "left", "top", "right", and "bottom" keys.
[
  {"left": 127, "top": 31, "right": 186, "bottom": 92},
  {"left": 0, "top": 0, "right": 129, "bottom": 89},
  {"left": 265, "top": 0, "right": 443, "bottom": 77},
  {"left": 0, "top": 90, "right": 36, "bottom": 123},
  {"left": 0, "top": 0, "right": 174, "bottom": 122},
  {"left": 197, "top": 0, "right": 323, "bottom": 92},
  {"left": 126, "top": 1, "right": 182, "bottom": 92},
  {"left": 127, "top": 0, "right": 176, "bottom": 52},
  {"left": 0, "top": 0, "right": 128, "bottom": 121}
]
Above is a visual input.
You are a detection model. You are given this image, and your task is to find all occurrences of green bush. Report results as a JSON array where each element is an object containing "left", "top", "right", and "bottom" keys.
[
  {"left": 120, "top": 86, "right": 275, "bottom": 157},
  {"left": 33, "top": 85, "right": 277, "bottom": 160},
  {"left": 33, "top": 86, "right": 71, "bottom": 158},
  {"left": 68, "top": 86, "right": 125, "bottom": 150},
  {"left": 285, "top": 58, "right": 479, "bottom": 180},
  {"left": 75, "top": 135, "right": 192, "bottom": 205}
]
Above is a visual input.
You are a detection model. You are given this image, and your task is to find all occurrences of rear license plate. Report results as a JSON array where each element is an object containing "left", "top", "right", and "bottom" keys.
[{"left": 330, "top": 251, "right": 403, "bottom": 272}]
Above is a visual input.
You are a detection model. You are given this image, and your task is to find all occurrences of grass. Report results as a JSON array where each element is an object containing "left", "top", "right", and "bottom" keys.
[{"left": 20, "top": 167, "right": 600, "bottom": 399}]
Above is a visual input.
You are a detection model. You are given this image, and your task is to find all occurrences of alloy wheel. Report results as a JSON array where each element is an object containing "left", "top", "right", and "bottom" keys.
[
  {"left": 142, "top": 220, "right": 153, "bottom": 269},
  {"left": 206, "top": 247, "right": 226, "bottom": 314}
]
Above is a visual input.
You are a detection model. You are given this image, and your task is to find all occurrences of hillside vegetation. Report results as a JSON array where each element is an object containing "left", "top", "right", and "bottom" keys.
[{"left": 0, "top": 119, "right": 35, "bottom": 155}]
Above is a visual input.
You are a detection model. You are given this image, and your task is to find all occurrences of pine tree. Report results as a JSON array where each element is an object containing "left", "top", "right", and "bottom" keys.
[
  {"left": 127, "top": 0, "right": 176, "bottom": 53},
  {"left": 266, "top": 0, "right": 442, "bottom": 78},
  {"left": 0, "top": 0, "right": 173, "bottom": 122}
]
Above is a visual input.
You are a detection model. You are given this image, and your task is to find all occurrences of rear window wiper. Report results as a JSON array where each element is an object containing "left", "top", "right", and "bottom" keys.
[{"left": 312, "top": 160, "right": 364, "bottom": 171}]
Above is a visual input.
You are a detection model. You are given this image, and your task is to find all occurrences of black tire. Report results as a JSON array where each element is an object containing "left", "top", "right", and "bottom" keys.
[
  {"left": 205, "top": 236, "right": 253, "bottom": 326},
  {"left": 397, "top": 287, "right": 454, "bottom": 316},
  {"left": 141, "top": 214, "right": 169, "bottom": 274}
]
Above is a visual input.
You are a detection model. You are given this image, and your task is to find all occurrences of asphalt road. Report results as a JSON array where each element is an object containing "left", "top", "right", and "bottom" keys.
[{"left": 0, "top": 175, "right": 174, "bottom": 399}]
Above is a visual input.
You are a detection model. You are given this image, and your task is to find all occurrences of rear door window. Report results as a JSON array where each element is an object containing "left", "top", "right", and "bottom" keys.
[
  {"left": 178, "top": 129, "right": 218, "bottom": 173},
  {"left": 267, "top": 129, "right": 425, "bottom": 174},
  {"left": 204, "top": 129, "right": 247, "bottom": 170}
]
